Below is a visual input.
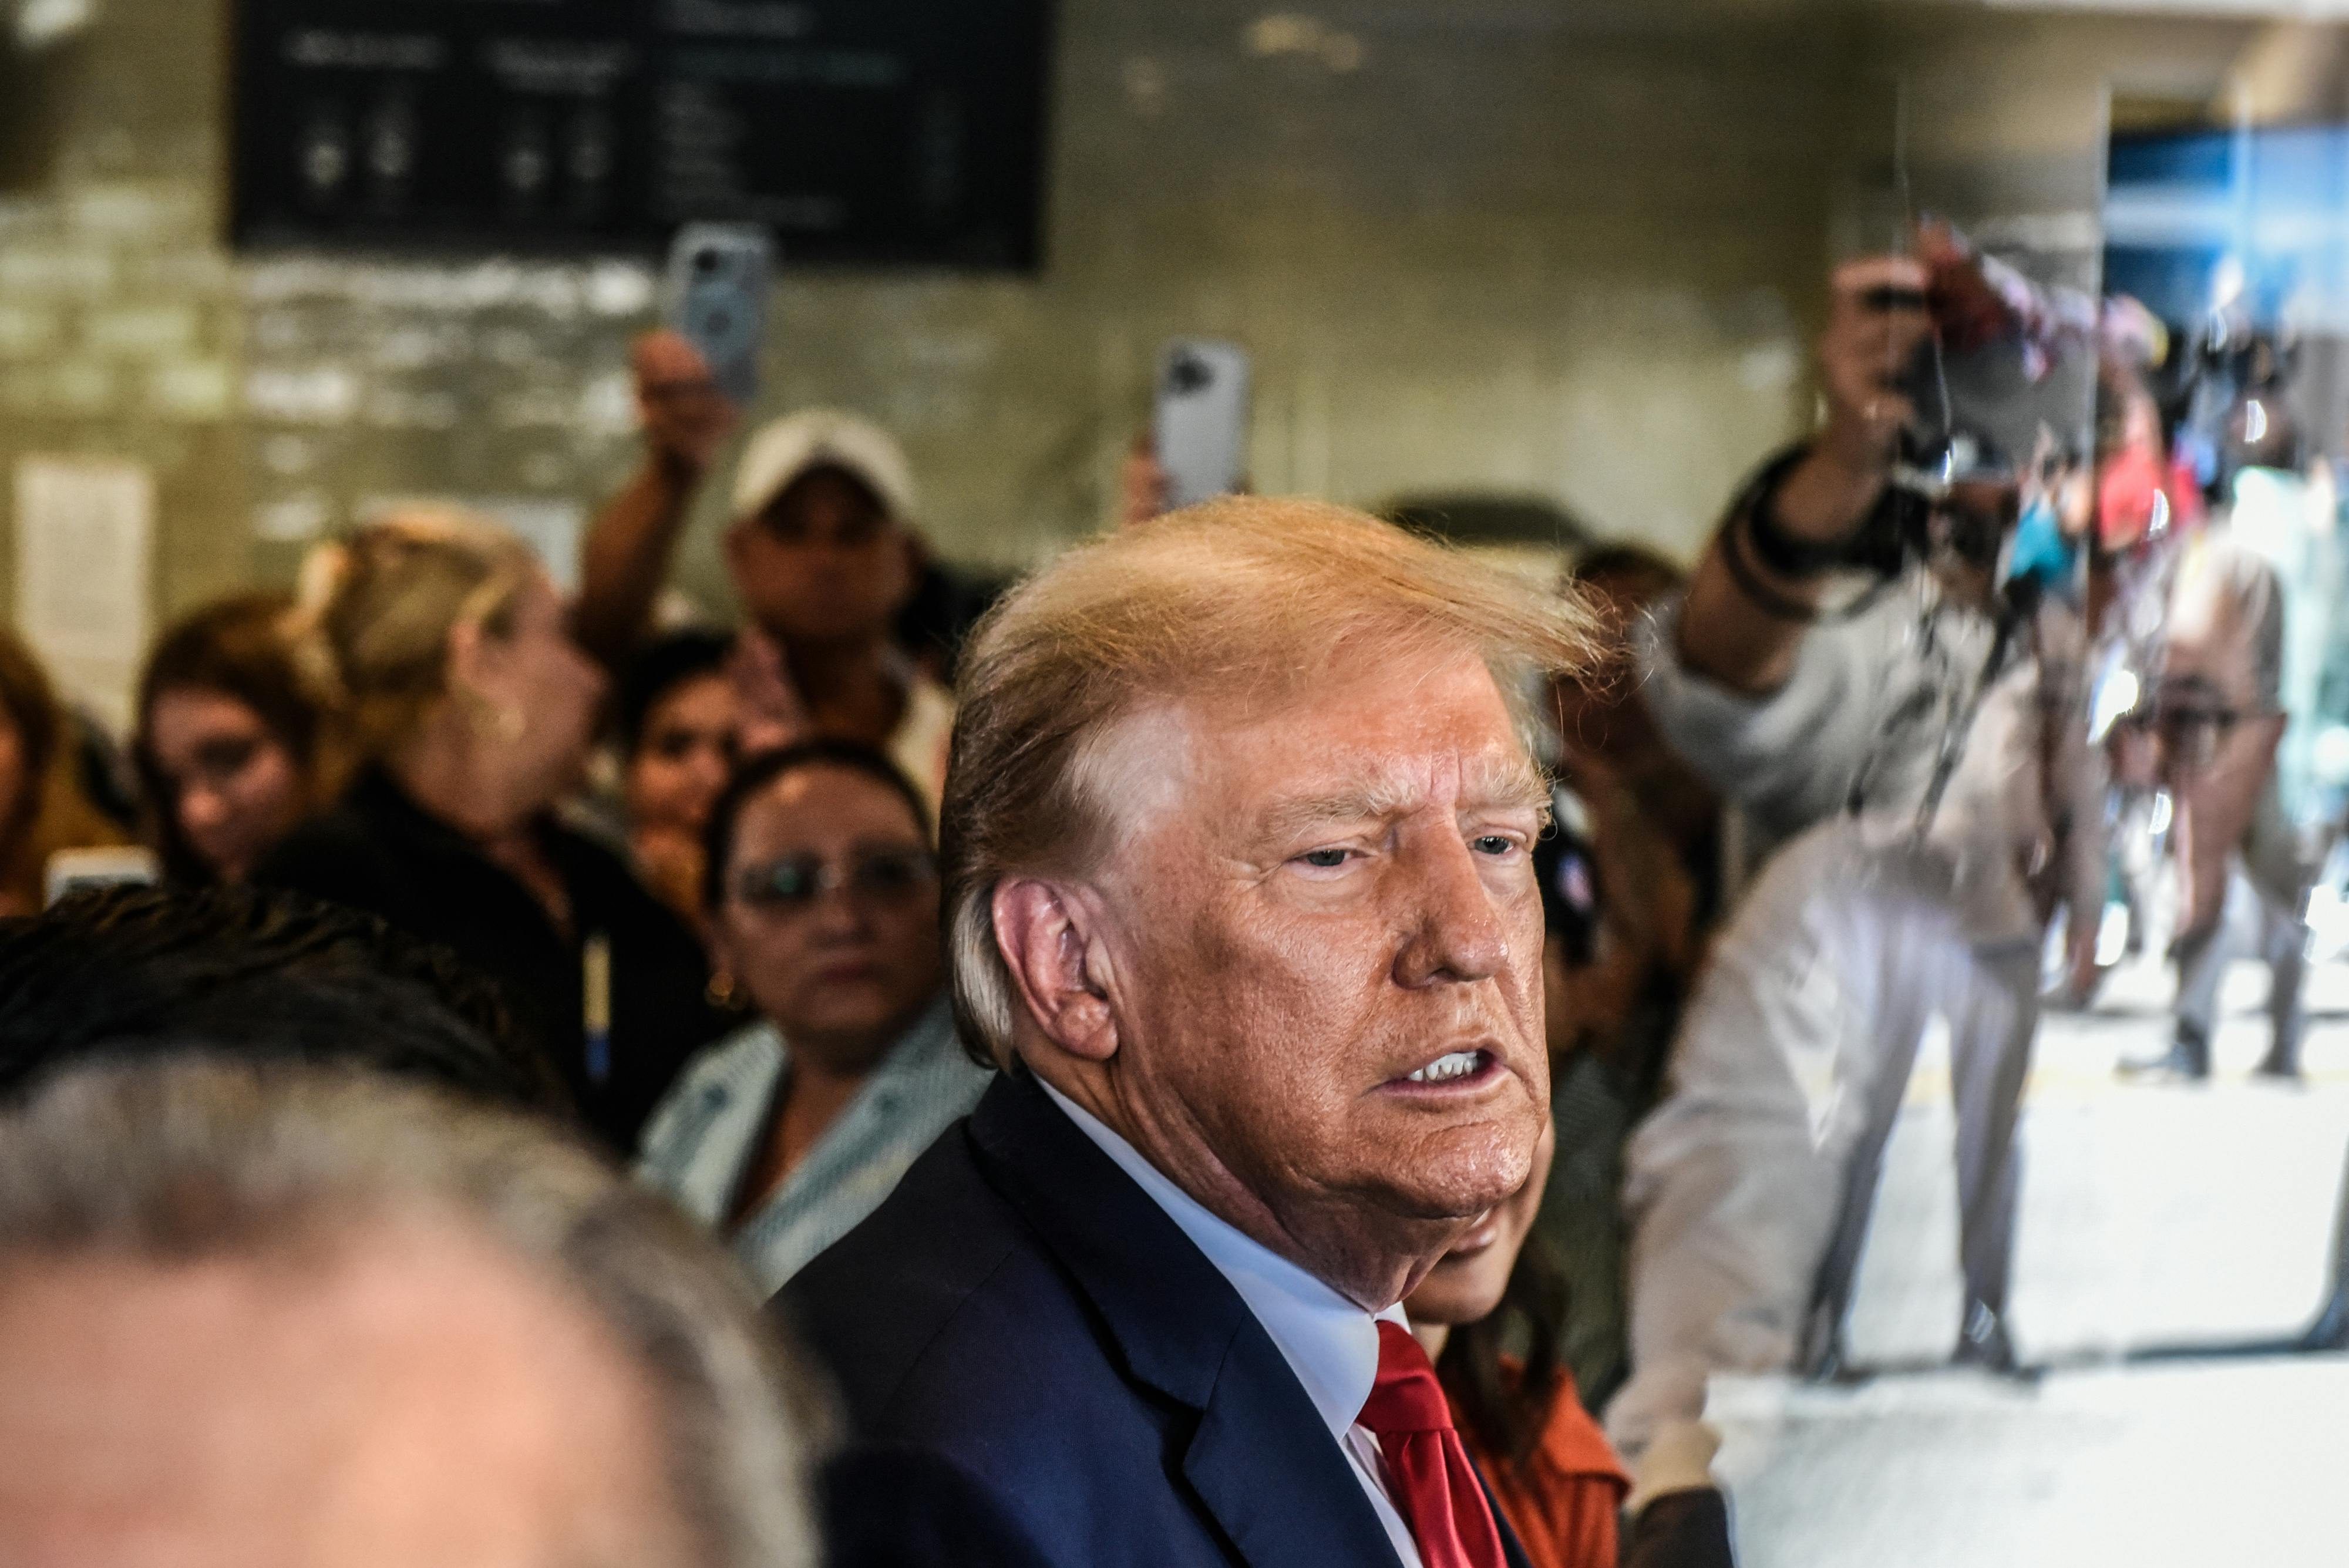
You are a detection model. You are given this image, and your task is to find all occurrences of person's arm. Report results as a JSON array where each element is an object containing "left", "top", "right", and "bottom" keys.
[
  {"left": 574, "top": 332, "right": 739, "bottom": 667},
  {"left": 1631, "top": 591, "right": 1875, "bottom": 833},
  {"left": 1621, "top": 1489, "right": 1735, "bottom": 1568},
  {"left": 1619, "top": 1419, "right": 1734, "bottom": 1568},
  {"left": 2041, "top": 608, "right": 2111, "bottom": 993},
  {"left": 1677, "top": 255, "right": 1933, "bottom": 695}
]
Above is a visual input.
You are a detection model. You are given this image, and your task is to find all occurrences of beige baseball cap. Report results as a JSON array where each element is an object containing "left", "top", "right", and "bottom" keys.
[{"left": 730, "top": 408, "right": 918, "bottom": 526}]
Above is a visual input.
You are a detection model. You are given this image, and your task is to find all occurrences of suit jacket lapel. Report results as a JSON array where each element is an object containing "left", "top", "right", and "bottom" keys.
[
  {"left": 967, "top": 1073, "right": 1407, "bottom": 1568},
  {"left": 1179, "top": 1327, "right": 1406, "bottom": 1568},
  {"left": 1478, "top": 1463, "right": 1535, "bottom": 1568}
]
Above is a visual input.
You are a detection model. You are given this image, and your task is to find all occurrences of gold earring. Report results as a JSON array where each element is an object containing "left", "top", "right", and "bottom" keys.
[{"left": 706, "top": 970, "right": 741, "bottom": 1010}]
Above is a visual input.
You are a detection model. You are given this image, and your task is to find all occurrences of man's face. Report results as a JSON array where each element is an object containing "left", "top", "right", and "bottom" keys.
[
  {"left": 0, "top": 1217, "right": 695, "bottom": 1568},
  {"left": 1089, "top": 648, "right": 1551, "bottom": 1303},
  {"left": 726, "top": 467, "right": 913, "bottom": 647}
]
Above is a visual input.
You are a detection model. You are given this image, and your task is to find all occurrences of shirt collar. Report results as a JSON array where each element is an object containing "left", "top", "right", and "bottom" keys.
[
  {"left": 774, "top": 992, "right": 958, "bottom": 1086},
  {"left": 1036, "top": 1079, "right": 1404, "bottom": 1441}
]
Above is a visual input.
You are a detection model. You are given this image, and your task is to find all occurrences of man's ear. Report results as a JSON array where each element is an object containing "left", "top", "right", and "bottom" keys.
[{"left": 992, "top": 877, "right": 1119, "bottom": 1063}]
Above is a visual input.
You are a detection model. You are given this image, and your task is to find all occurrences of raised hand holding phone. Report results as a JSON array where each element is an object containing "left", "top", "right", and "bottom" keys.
[
  {"left": 631, "top": 331, "right": 739, "bottom": 482},
  {"left": 1152, "top": 339, "right": 1251, "bottom": 510},
  {"left": 662, "top": 223, "right": 773, "bottom": 409}
]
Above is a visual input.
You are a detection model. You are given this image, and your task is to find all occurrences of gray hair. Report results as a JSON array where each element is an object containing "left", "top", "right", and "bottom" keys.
[
  {"left": 940, "top": 496, "right": 1596, "bottom": 1069},
  {"left": 0, "top": 1057, "right": 830, "bottom": 1568}
]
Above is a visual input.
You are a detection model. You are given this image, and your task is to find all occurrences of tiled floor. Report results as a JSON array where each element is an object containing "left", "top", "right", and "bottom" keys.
[{"left": 1719, "top": 955, "right": 2349, "bottom": 1566}]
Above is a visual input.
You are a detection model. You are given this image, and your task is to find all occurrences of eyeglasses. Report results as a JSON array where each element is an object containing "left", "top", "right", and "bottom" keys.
[{"left": 732, "top": 847, "right": 937, "bottom": 911}]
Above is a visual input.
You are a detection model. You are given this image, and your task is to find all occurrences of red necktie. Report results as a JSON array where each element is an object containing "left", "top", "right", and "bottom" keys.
[{"left": 1357, "top": 1320, "right": 1510, "bottom": 1568}]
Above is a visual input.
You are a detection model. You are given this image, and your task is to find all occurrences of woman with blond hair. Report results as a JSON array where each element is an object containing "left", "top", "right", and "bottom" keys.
[
  {"left": 0, "top": 630, "right": 132, "bottom": 916},
  {"left": 256, "top": 509, "right": 728, "bottom": 1149}
]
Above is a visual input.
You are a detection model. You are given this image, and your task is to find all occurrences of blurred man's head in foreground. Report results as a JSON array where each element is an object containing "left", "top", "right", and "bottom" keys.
[
  {"left": 0, "top": 1058, "right": 827, "bottom": 1568},
  {"left": 0, "top": 884, "right": 568, "bottom": 1115}
]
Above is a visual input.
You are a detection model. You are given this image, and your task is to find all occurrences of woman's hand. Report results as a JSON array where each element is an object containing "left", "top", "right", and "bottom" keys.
[{"left": 729, "top": 628, "right": 812, "bottom": 755}]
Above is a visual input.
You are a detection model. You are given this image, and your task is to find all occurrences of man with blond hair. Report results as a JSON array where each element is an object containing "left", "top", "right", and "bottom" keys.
[{"left": 780, "top": 499, "right": 1726, "bottom": 1568}]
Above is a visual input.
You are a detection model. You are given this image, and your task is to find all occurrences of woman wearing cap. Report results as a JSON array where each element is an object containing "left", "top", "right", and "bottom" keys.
[
  {"left": 577, "top": 335, "right": 955, "bottom": 816},
  {"left": 257, "top": 509, "right": 729, "bottom": 1151}
]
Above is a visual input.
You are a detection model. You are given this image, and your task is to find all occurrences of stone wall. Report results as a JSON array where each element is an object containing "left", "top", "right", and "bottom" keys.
[{"left": 0, "top": 0, "right": 2289, "bottom": 722}]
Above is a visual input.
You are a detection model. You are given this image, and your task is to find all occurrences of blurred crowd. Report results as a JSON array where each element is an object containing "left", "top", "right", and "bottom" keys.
[{"left": 2, "top": 236, "right": 2343, "bottom": 1568}]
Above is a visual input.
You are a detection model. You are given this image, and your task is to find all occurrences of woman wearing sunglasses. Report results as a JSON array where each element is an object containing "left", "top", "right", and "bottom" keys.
[{"left": 636, "top": 741, "right": 991, "bottom": 1293}]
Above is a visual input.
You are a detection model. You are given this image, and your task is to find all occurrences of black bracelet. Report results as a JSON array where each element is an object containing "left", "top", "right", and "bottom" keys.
[
  {"left": 1736, "top": 443, "right": 1867, "bottom": 579},
  {"left": 1716, "top": 507, "right": 1823, "bottom": 622}
]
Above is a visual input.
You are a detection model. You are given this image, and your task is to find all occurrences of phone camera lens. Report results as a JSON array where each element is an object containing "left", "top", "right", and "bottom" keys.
[
  {"left": 694, "top": 248, "right": 722, "bottom": 275},
  {"left": 1166, "top": 352, "right": 1213, "bottom": 396}
]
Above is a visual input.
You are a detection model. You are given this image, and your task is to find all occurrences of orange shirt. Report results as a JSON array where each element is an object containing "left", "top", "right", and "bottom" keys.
[{"left": 1453, "top": 1367, "right": 1632, "bottom": 1568}]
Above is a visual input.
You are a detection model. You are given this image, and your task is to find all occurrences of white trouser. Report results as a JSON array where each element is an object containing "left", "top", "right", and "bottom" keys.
[{"left": 1604, "top": 818, "right": 2040, "bottom": 1455}]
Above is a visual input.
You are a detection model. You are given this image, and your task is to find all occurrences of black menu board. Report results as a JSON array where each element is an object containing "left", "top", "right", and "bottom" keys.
[{"left": 230, "top": 0, "right": 1053, "bottom": 269}]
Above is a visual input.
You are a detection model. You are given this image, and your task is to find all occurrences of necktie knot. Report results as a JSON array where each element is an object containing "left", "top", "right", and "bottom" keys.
[
  {"left": 1355, "top": 1320, "right": 1509, "bottom": 1568},
  {"left": 1359, "top": 1320, "right": 1458, "bottom": 1435}
]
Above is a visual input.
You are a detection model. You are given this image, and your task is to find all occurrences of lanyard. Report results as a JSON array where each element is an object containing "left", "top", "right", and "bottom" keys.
[{"left": 583, "top": 931, "right": 613, "bottom": 1086}]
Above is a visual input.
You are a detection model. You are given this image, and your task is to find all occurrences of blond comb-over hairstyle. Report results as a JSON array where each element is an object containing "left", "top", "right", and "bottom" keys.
[{"left": 942, "top": 496, "right": 1598, "bottom": 1070}]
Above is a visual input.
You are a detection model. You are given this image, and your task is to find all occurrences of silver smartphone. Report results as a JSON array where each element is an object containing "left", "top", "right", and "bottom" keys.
[
  {"left": 664, "top": 223, "right": 774, "bottom": 407},
  {"left": 1154, "top": 339, "right": 1251, "bottom": 509}
]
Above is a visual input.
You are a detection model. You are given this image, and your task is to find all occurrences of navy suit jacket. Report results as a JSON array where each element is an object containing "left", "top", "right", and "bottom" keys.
[{"left": 776, "top": 1069, "right": 1537, "bottom": 1568}]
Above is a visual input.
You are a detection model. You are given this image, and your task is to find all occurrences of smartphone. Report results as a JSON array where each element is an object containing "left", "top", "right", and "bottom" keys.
[
  {"left": 1154, "top": 339, "right": 1251, "bottom": 509},
  {"left": 664, "top": 223, "right": 773, "bottom": 407}
]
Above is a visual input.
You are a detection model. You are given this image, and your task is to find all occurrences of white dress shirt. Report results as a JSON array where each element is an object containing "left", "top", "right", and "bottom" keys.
[{"left": 1038, "top": 1081, "right": 1428, "bottom": 1568}]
